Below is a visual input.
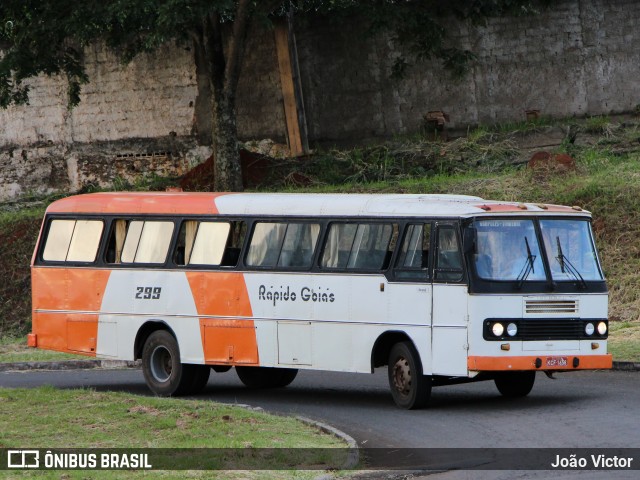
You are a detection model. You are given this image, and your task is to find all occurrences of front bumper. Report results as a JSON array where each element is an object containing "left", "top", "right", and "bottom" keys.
[{"left": 468, "top": 354, "right": 612, "bottom": 371}]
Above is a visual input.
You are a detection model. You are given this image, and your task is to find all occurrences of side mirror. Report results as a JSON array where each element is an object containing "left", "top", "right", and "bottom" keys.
[{"left": 463, "top": 227, "right": 477, "bottom": 254}]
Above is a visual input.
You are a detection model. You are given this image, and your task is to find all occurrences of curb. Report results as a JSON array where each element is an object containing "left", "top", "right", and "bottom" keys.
[
  {"left": 1, "top": 359, "right": 638, "bottom": 372},
  {"left": 611, "top": 361, "right": 640, "bottom": 371},
  {"left": 229, "top": 404, "right": 360, "bottom": 476},
  {"left": 0, "top": 359, "right": 141, "bottom": 372},
  {"left": 296, "top": 415, "right": 360, "bottom": 469}
]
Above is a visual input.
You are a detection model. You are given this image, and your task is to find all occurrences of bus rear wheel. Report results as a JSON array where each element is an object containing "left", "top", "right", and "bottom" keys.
[
  {"left": 236, "top": 366, "right": 298, "bottom": 388},
  {"left": 142, "top": 330, "right": 206, "bottom": 396},
  {"left": 494, "top": 371, "right": 536, "bottom": 398},
  {"left": 388, "top": 341, "right": 431, "bottom": 409},
  {"left": 187, "top": 365, "right": 211, "bottom": 394}
]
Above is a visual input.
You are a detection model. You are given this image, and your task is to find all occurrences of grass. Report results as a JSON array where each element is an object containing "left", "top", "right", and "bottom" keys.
[
  {"left": 0, "top": 387, "right": 349, "bottom": 478},
  {"left": 608, "top": 322, "right": 640, "bottom": 363},
  {"left": 0, "top": 335, "right": 86, "bottom": 362}
]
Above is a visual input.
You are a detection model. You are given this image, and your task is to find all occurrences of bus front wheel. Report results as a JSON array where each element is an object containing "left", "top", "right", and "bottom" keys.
[
  {"left": 388, "top": 341, "right": 431, "bottom": 409},
  {"left": 236, "top": 366, "right": 298, "bottom": 388},
  {"left": 494, "top": 371, "right": 536, "bottom": 398},
  {"left": 142, "top": 330, "right": 207, "bottom": 396}
]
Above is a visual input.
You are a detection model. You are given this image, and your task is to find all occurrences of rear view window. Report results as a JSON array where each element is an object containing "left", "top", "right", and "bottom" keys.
[{"left": 42, "top": 219, "right": 104, "bottom": 262}]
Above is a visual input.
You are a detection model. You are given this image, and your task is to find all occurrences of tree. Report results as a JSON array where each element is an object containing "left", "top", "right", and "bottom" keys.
[
  {"left": 1, "top": 0, "right": 283, "bottom": 192},
  {"left": 0, "top": 0, "right": 540, "bottom": 192}
]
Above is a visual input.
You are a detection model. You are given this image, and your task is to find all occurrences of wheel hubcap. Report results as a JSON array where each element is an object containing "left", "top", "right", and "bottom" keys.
[
  {"left": 392, "top": 356, "right": 412, "bottom": 396},
  {"left": 150, "top": 346, "right": 172, "bottom": 382}
]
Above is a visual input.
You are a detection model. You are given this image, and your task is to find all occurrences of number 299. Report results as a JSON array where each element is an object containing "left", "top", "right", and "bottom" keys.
[{"left": 135, "top": 286, "right": 161, "bottom": 300}]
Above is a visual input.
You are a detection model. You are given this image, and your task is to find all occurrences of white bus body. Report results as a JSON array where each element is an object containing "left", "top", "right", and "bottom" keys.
[{"left": 30, "top": 193, "right": 611, "bottom": 408}]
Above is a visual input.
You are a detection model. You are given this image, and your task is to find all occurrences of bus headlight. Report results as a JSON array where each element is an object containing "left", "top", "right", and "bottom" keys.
[
  {"left": 492, "top": 322, "right": 504, "bottom": 337},
  {"left": 507, "top": 323, "right": 518, "bottom": 337},
  {"left": 597, "top": 321, "right": 607, "bottom": 335},
  {"left": 585, "top": 322, "right": 595, "bottom": 336}
]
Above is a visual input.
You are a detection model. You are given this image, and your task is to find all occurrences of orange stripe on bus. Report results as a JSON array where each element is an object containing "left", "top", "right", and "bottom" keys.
[
  {"left": 186, "top": 272, "right": 258, "bottom": 366},
  {"left": 46, "top": 192, "right": 227, "bottom": 215},
  {"left": 468, "top": 354, "right": 612, "bottom": 371},
  {"left": 31, "top": 268, "right": 111, "bottom": 356}
]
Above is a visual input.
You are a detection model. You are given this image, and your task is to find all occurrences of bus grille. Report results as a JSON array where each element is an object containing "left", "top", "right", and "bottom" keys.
[
  {"left": 525, "top": 299, "right": 578, "bottom": 315},
  {"left": 518, "top": 319, "right": 584, "bottom": 340}
]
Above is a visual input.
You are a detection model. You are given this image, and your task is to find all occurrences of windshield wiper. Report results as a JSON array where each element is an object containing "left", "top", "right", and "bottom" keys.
[
  {"left": 555, "top": 236, "right": 587, "bottom": 289},
  {"left": 516, "top": 237, "right": 536, "bottom": 289}
]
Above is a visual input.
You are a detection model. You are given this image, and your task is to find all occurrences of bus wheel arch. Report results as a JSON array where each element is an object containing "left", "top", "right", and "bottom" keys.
[
  {"left": 371, "top": 331, "right": 414, "bottom": 370},
  {"left": 134, "top": 321, "right": 175, "bottom": 361}
]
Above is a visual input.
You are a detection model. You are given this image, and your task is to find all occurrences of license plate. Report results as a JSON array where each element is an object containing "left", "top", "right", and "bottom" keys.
[{"left": 546, "top": 356, "right": 568, "bottom": 367}]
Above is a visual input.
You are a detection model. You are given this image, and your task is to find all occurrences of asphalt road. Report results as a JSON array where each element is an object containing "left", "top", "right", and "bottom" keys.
[{"left": 1, "top": 367, "right": 638, "bottom": 450}]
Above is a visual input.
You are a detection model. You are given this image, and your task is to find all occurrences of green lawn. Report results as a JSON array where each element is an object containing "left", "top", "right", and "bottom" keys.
[
  {"left": 0, "top": 387, "right": 350, "bottom": 479},
  {"left": 0, "top": 335, "right": 87, "bottom": 362},
  {"left": 608, "top": 321, "right": 640, "bottom": 363}
]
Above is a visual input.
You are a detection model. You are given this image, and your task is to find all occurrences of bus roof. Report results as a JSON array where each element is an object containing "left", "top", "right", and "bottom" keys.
[{"left": 46, "top": 192, "right": 590, "bottom": 217}]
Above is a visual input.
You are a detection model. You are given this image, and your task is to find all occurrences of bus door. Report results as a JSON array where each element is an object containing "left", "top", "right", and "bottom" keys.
[{"left": 431, "top": 222, "right": 469, "bottom": 376}]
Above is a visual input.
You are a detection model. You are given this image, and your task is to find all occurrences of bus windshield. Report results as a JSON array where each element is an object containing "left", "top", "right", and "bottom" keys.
[
  {"left": 473, "top": 219, "right": 546, "bottom": 281},
  {"left": 539, "top": 219, "right": 603, "bottom": 281},
  {"left": 472, "top": 218, "right": 603, "bottom": 282}
]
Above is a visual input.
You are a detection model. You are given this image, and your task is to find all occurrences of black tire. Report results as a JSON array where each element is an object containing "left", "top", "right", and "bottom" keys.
[
  {"left": 272, "top": 368, "right": 298, "bottom": 387},
  {"left": 186, "top": 365, "right": 211, "bottom": 394},
  {"left": 387, "top": 341, "right": 431, "bottom": 409},
  {"left": 141, "top": 330, "right": 194, "bottom": 396},
  {"left": 212, "top": 365, "right": 232, "bottom": 373},
  {"left": 236, "top": 366, "right": 298, "bottom": 388},
  {"left": 494, "top": 371, "right": 536, "bottom": 398}
]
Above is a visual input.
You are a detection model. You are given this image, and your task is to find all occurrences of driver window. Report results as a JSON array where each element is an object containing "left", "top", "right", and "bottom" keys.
[
  {"left": 394, "top": 223, "right": 431, "bottom": 280},
  {"left": 435, "top": 226, "right": 463, "bottom": 282}
]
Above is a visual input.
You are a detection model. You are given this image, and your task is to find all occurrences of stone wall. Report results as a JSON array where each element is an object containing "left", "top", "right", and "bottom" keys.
[
  {"left": 296, "top": 0, "right": 640, "bottom": 141},
  {"left": 2, "top": 0, "right": 640, "bottom": 199}
]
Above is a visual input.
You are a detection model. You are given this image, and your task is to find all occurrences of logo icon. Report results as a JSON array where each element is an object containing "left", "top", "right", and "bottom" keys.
[{"left": 7, "top": 450, "right": 39, "bottom": 468}]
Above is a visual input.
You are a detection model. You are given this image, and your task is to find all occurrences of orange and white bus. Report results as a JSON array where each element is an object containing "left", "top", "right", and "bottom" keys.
[{"left": 29, "top": 192, "right": 611, "bottom": 409}]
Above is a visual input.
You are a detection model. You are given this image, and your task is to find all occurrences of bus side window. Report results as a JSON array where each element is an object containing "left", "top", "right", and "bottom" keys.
[
  {"left": 394, "top": 223, "right": 431, "bottom": 280},
  {"left": 246, "top": 222, "right": 320, "bottom": 268},
  {"left": 220, "top": 221, "right": 247, "bottom": 267},
  {"left": 174, "top": 221, "right": 231, "bottom": 266},
  {"left": 434, "top": 226, "right": 463, "bottom": 282},
  {"left": 246, "top": 223, "right": 287, "bottom": 267},
  {"left": 321, "top": 223, "right": 396, "bottom": 270},
  {"left": 106, "top": 219, "right": 174, "bottom": 264},
  {"left": 42, "top": 219, "right": 104, "bottom": 263},
  {"left": 278, "top": 223, "right": 320, "bottom": 268}
]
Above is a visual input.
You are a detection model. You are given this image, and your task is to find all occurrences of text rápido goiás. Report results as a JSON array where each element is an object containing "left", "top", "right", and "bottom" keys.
[{"left": 258, "top": 285, "right": 335, "bottom": 306}]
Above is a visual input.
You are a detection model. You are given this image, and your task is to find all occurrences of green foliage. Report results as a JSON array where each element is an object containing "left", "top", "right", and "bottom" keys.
[
  {"left": 0, "top": 1, "right": 231, "bottom": 107},
  {"left": 268, "top": 133, "right": 519, "bottom": 187},
  {"left": 0, "top": 207, "right": 45, "bottom": 336}
]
